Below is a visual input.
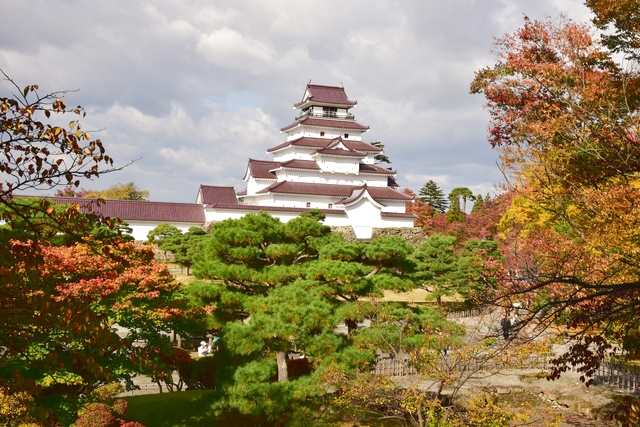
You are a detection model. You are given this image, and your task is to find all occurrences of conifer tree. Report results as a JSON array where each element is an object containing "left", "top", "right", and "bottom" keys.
[
  {"left": 471, "top": 194, "right": 484, "bottom": 212},
  {"left": 370, "top": 141, "right": 391, "bottom": 164},
  {"left": 187, "top": 211, "right": 418, "bottom": 425},
  {"left": 417, "top": 180, "right": 448, "bottom": 214},
  {"left": 160, "top": 226, "right": 207, "bottom": 275}
]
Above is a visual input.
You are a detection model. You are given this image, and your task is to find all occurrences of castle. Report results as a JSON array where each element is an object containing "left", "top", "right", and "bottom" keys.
[{"left": 47, "top": 83, "right": 416, "bottom": 240}]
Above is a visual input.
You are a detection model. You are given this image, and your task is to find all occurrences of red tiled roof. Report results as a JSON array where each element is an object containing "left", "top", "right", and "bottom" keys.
[
  {"left": 39, "top": 197, "right": 206, "bottom": 223},
  {"left": 293, "top": 84, "right": 357, "bottom": 108},
  {"left": 313, "top": 139, "right": 366, "bottom": 159},
  {"left": 247, "top": 159, "right": 280, "bottom": 179},
  {"left": 364, "top": 186, "right": 414, "bottom": 201},
  {"left": 256, "top": 182, "right": 412, "bottom": 201},
  {"left": 339, "top": 187, "right": 384, "bottom": 206},
  {"left": 280, "top": 117, "right": 370, "bottom": 132},
  {"left": 359, "top": 163, "right": 396, "bottom": 175},
  {"left": 278, "top": 159, "right": 320, "bottom": 170},
  {"left": 315, "top": 148, "right": 366, "bottom": 158},
  {"left": 257, "top": 181, "right": 352, "bottom": 197},
  {"left": 344, "top": 140, "right": 381, "bottom": 152},
  {"left": 198, "top": 185, "right": 238, "bottom": 205},
  {"left": 381, "top": 212, "right": 418, "bottom": 219},
  {"left": 267, "top": 136, "right": 382, "bottom": 153},
  {"left": 205, "top": 203, "right": 346, "bottom": 216}
]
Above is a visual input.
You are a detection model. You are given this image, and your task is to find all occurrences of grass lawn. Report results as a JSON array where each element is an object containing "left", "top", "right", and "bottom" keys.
[
  {"left": 123, "top": 390, "right": 284, "bottom": 427},
  {"left": 123, "top": 390, "right": 392, "bottom": 427},
  {"left": 123, "top": 390, "right": 217, "bottom": 427}
]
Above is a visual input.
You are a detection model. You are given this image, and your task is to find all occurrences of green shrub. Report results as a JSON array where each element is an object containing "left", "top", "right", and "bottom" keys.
[
  {"left": 75, "top": 409, "right": 116, "bottom": 427},
  {"left": 188, "top": 357, "right": 216, "bottom": 389}
]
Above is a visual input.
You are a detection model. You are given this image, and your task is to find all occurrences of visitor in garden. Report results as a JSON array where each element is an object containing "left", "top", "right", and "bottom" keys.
[
  {"left": 501, "top": 311, "right": 511, "bottom": 340},
  {"left": 198, "top": 341, "right": 211, "bottom": 357}
]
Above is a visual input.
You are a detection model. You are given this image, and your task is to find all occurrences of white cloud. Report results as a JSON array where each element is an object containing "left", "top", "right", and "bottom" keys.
[
  {"left": 196, "top": 28, "right": 275, "bottom": 71},
  {"left": 0, "top": 0, "right": 594, "bottom": 202}
]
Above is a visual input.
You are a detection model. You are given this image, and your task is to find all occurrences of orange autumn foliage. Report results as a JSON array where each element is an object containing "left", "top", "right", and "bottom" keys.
[{"left": 472, "top": 14, "right": 640, "bottom": 379}]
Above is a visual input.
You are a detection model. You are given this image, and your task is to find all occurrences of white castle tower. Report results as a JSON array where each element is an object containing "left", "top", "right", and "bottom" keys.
[{"left": 198, "top": 83, "right": 416, "bottom": 238}]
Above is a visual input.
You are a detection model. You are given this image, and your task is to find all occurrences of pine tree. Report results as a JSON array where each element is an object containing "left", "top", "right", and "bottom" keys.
[
  {"left": 187, "top": 211, "right": 417, "bottom": 424},
  {"left": 418, "top": 180, "right": 448, "bottom": 214},
  {"left": 471, "top": 194, "right": 484, "bottom": 212},
  {"left": 160, "top": 226, "right": 207, "bottom": 275},
  {"left": 370, "top": 141, "right": 391, "bottom": 164}
]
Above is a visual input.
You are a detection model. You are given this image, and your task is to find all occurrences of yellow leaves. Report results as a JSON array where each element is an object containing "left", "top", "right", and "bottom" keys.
[
  {"left": 0, "top": 388, "right": 40, "bottom": 426},
  {"left": 497, "top": 194, "right": 556, "bottom": 238}
]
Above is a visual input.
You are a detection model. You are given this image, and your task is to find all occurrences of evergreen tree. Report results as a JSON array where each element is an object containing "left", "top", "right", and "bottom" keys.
[
  {"left": 160, "top": 226, "right": 207, "bottom": 275},
  {"left": 187, "top": 211, "right": 418, "bottom": 425},
  {"left": 449, "top": 187, "right": 475, "bottom": 213},
  {"left": 445, "top": 195, "right": 465, "bottom": 223},
  {"left": 370, "top": 141, "right": 391, "bottom": 164},
  {"left": 471, "top": 194, "right": 484, "bottom": 212},
  {"left": 147, "top": 223, "right": 183, "bottom": 260},
  {"left": 418, "top": 180, "right": 448, "bottom": 214},
  {"left": 411, "top": 234, "right": 501, "bottom": 307}
]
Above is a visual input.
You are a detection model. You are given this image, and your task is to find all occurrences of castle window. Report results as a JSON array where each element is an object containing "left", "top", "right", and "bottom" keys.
[
  {"left": 320, "top": 131, "right": 325, "bottom": 137},
  {"left": 306, "top": 202, "right": 311, "bottom": 208},
  {"left": 344, "top": 133, "right": 349, "bottom": 138},
  {"left": 328, "top": 203, "right": 333, "bottom": 209},
  {"left": 323, "top": 107, "right": 337, "bottom": 118}
]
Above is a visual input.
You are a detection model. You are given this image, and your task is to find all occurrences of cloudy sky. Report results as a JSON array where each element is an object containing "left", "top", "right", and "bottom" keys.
[{"left": 0, "top": 0, "right": 592, "bottom": 203}]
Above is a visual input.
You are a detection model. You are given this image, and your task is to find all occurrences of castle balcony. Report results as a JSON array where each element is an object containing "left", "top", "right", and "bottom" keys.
[{"left": 295, "top": 110, "right": 355, "bottom": 121}]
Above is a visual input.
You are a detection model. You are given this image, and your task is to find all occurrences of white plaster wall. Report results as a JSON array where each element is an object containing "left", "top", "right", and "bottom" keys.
[
  {"left": 128, "top": 221, "right": 202, "bottom": 241},
  {"left": 269, "top": 194, "right": 342, "bottom": 209},
  {"left": 286, "top": 126, "right": 364, "bottom": 141},
  {"left": 240, "top": 193, "right": 340, "bottom": 209},
  {"left": 380, "top": 200, "right": 409, "bottom": 213},
  {"left": 317, "top": 157, "right": 359, "bottom": 174},
  {"left": 362, "top": 155, "right": 376, "bottom": 165},
  {"left": 272, "top": 147, "right": 316, "bottom": 162},
  {"left": 344, "top": 197, "right": 382, "bottom": 239},
  {"left": 275, "top": 169, "right": 387, "bottom": 187},
  {"left": 379, "top": 217, "right": 415, "bottom": 228},
  {"left": 205, "top": 208, "right": 351, "bottom": 227},
  {"left": 204, "top": 208, "right": 250, "bottom": 222},
  {"left": 246, "top": 178, "right": 275, "bottom": 196}
]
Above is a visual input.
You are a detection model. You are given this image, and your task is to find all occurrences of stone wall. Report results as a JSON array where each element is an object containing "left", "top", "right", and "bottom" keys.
[
  {"left": 330, "top": 226, "right": 357, "bottom": 242},
  {"left": 331, "top": 226, "right": 426, "bottom": 247},
  {"left": 371, "top": 227, "right": 426, "bottom": 247},
  {"left": 202, "top": 221, "right": 218, "bottom": 234}
]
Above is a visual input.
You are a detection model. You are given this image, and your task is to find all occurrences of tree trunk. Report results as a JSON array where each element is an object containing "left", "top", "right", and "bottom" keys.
[
  {"left": 276, "top": 351, "right": 288, "bottom": 382},
  {"left": 345, "top": 318, "right": 358, "bottom": 337}
]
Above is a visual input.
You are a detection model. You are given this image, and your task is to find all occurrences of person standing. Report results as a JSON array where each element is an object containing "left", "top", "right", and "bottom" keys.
[{"left": 501, "top": 311, "right": 511, "bottom": 340}]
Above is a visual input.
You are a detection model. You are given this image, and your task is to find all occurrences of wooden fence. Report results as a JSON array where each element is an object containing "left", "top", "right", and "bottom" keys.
[
  {"left": 446, "top": 306, "right": 492, "bottom": 319},
  {"left": 569, "top": 360, "right": 640, "bottom": 394},
  {"left": 374, "top": 352, "right": 640, "bottom": 395},
  {"left": 118, "top": 383, "right": 164, "bottom": 397},
  {"left": 374, "top": 353, "right": 417, "bottom": 376}
]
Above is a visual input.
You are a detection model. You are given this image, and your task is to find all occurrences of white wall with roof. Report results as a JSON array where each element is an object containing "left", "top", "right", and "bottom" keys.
[
  {"left": 204, "top": 207, "right": 352, "bottom": 227},
  {"left": 246, "top": 177, "right": 276, "bottom": 196},
  {"left": 126, "top": 220, "right": 203, "bottom": 241},
  {"left": 274, "top": 169, "right": 388, "bottom": 187}
]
